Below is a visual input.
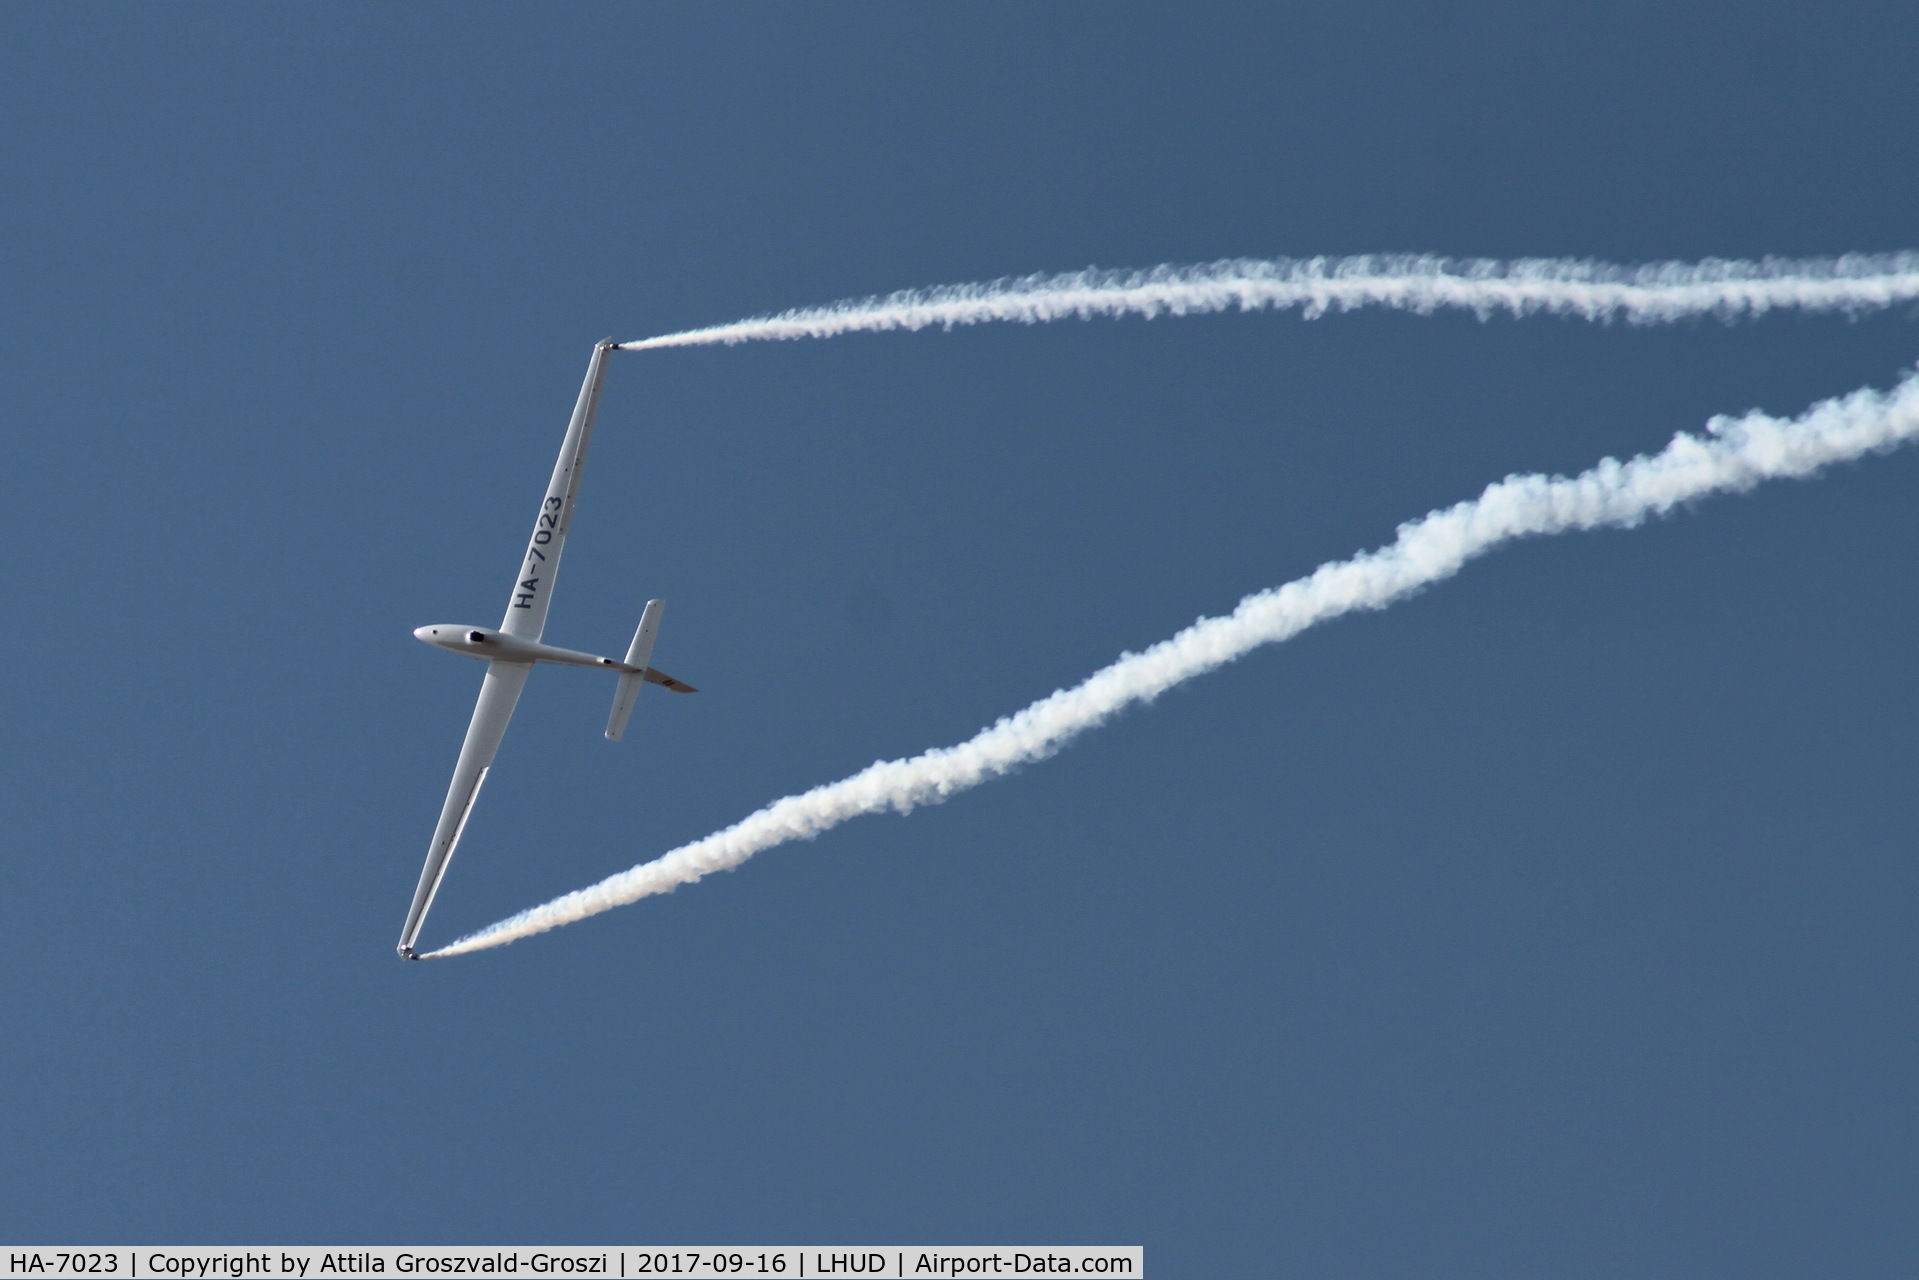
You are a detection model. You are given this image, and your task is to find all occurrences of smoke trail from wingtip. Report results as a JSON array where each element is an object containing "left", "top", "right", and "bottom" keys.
[
  {"left": 618, "top": 253, "right": 1919, "bottom": 351},
  {"left": 427, "top": 365, "right": 1919, "bottom": 958}
]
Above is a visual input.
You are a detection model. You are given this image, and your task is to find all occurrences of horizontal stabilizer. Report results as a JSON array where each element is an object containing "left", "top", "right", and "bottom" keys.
[
  {"left": 644, "top": 668, "right": 698, "bottom": 693},
  {"left": 607, "top": 599, "right": 665, "bottom": 741}
]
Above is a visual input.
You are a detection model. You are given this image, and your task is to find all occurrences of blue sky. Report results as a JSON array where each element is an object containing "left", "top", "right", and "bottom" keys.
[{"left": 3, "top": 3, "right": 1915, "bottom": 1273}]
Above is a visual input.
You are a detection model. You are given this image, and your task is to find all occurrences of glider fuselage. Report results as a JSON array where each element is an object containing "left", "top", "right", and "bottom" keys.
[{"left": 413, "top": 624, "right": 643, "bottom": 672}]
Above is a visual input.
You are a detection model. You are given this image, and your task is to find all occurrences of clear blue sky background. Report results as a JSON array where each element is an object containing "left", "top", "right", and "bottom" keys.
[{"left": 3, "top": 3, "right": 1915, "bottom": 1272}]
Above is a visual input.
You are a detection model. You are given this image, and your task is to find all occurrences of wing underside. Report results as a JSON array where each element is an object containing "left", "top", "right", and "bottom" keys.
[
  {"left": 500, "top": 341, "right": 615, "bottom": 641},
  {"left": 398, "top": 660, "right": 533, "bottom": 957},
  {"left": 399, "top": 341, "right": 617, "bottom": 958}
]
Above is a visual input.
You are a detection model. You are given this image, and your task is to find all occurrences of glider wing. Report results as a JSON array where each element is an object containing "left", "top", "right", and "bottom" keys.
[
  {"left": 398, "top": 339, "right": 617, "bottom": 958},
  {"left": 397, "top": 660, "right": 533, "bottom": 958},
  {"left": 501, "top": 340, "right": 616, "bottom": 640}
]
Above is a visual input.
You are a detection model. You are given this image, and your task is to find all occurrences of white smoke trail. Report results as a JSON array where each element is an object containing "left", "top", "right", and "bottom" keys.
[
  {"left": 428, "top": 365, "right": 1919, "bottom": 958},
  {"left": 619, "top": 254, "right": 1919, "bottom": 351}
]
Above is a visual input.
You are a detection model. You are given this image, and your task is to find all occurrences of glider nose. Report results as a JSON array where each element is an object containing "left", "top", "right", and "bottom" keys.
[{"left": 413, "top": 626, "right": 437, "bottom": 642}]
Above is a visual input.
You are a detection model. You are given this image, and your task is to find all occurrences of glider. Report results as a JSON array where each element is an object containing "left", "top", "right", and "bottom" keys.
[{"left": 398, "top": 340, "right": 696, "bottom": 960}]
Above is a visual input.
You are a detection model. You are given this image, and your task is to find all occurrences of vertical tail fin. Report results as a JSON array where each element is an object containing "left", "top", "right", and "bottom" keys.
[{"left": 606, "top": 599, "right": 665, "bottom": 741}]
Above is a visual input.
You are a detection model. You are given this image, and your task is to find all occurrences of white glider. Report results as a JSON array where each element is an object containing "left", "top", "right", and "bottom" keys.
[{"left": 397, "top": 340, "right": 696, "bottom": 960}]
